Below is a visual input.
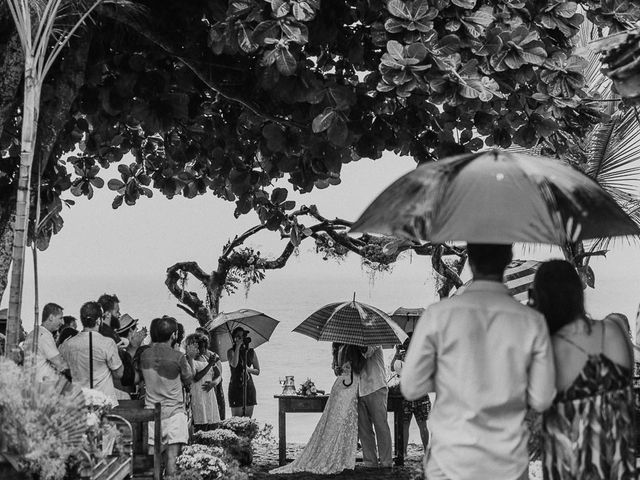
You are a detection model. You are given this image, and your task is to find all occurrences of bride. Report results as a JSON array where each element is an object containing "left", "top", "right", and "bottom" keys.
[{"left": 270, "top": 343, "right": 365, "bottom": 474}]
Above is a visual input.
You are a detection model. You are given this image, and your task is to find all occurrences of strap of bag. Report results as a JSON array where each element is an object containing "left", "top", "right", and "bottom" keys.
[{"left": 89, "top": 331, "right": 94, "bottom": 389}]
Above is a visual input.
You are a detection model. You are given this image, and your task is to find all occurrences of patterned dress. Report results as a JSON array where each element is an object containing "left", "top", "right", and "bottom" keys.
[
  {"left": 542, "top": 326, "right": 636, "bottom": 480},
  {"left": 270, "top": 363, "right": 359, "bottom": 474}
]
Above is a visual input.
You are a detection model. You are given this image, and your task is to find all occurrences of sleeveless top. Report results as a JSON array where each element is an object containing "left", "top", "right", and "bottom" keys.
[{"left": 542, "top": 321, "right": 637, "bottom": 479}]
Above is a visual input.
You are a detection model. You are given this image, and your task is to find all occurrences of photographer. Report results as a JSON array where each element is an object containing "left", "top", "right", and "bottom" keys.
[{"left": 226, "top": 327, "right": 260, "bottom": 417}]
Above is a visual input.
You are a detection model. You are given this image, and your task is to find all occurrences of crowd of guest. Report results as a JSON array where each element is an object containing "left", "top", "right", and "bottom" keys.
[{"left": 13, "top": 294, "right": 263, "bottom": 476}]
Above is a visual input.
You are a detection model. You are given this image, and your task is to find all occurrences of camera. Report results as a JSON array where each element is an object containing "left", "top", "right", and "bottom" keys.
[{"left": 243, "top": 336, "right": 252, "bottom": 345}]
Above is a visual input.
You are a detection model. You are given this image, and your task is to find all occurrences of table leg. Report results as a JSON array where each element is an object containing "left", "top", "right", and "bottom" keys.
[
  {"left": 279, "top": 407, "right": 286, "bottom": 466},
  {"left": 394, "top": 409, "right": 404, "bottom": 466}
]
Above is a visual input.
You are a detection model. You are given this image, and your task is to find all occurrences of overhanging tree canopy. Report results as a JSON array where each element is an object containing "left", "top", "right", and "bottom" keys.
[{"left": 2, "top": 0, "right": 640, "bottom": 348}]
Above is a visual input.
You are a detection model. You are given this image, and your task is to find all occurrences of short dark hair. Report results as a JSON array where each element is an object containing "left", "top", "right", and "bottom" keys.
[
  {"left": 97, "top": 294, "right": 120, "bottom": 313},
  {"left": 532, "top": 260, "right": 585, "bottom": 335},
  {"left": 150, "top": 316, "right": 177, "bottom": 342},
  {"left": 80, "top": 302, "right": 103, "bottom": 328},
  {"left": 232, "top": 327, "right": 248, "bottom": 339},
  {"left": 63, "top": 315, "right": 77, "bottom": 327},
  {"left": 467, "top": 243, "right": 512, "bottom": 276},
  {"left": 42, "top": 303, "right": 63, "bottom": 323}
]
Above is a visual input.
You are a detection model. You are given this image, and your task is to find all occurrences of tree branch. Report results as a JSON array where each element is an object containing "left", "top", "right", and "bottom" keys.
[
  {"left": 165, "top": 261, "right": 212, "bottom": 325},
  {"left": 221, "top": 224, "right": 267, "bottom": 258}
]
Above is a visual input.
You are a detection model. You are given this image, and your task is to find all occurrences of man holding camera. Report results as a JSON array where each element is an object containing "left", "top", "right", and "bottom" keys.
[{"left": 227, "top": 327, "right": 260, "bottom": 417}]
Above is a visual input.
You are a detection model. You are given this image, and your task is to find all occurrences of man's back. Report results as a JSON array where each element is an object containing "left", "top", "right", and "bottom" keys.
[
  {"left": 60, "top": 331, "right": 122, "bottom": 402},
  {"left": 24, "top": 327, "right": 60, "bottom": 382},
  {"left": 139, "top": 343, "right": 192, "bottom": 419},
  {"left": 401, "top": 280, "right": 555, "bottom": 480}
]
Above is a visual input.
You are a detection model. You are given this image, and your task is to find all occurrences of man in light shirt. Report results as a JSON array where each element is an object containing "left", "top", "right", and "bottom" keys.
[
  {"left": 23, "top": 303, "right": 69, "bottom": 381},
  {"left": 401, "top": 243, "right": 555, "bottom": 480},
  {"left": 60, "top": 301, "right": 123, "bottom": 403},
  {"left": 358, "top": 345, "right": 393, "bottom": 468}
]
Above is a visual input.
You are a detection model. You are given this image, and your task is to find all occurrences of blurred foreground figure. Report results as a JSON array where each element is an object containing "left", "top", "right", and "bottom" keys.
[{"left": 401, "top": 244, "right": 555, "bottom": 480}]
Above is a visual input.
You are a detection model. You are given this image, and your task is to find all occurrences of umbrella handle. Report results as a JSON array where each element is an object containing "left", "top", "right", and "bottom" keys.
[{"left": 342, "top": 370, "right": 353, "bottom": 387}]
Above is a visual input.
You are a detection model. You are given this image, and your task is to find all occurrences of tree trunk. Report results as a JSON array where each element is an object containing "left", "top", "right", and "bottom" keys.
[
  {"left": 0, "top": 32, "right": 23, "bottom": 139},
  {"left": 6, "top": 62, "right": 40, "bottom": 355},
  {"left": 0, "top": 209, "right": 16, "bottom": 306}
]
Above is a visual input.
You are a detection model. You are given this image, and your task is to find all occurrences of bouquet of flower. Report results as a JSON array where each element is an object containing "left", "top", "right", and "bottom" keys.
[
  {"left": 193, "top": 429, "right": 241, "bottom": 450},
  {"left": 297, "top": 378, "right": 323, "bottom": 396},
  {"left": 175, "top": 444, "right": 227, "bottom": 480},
  {"left": 215, "top": 417, "right": 260, "bottom": 440}
]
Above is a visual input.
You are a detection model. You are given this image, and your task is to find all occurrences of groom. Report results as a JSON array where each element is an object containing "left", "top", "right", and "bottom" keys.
[{"left": 358, "top": 345, "right": 393, "bottom": 468}]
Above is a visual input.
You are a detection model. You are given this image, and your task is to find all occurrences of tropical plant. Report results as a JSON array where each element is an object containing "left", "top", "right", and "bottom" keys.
[
  {"left": 3, "top": 0, "right": 640, "bottom": 353},
  {"left": 3, "top": 0, "right": 106, "bottom": 354}
]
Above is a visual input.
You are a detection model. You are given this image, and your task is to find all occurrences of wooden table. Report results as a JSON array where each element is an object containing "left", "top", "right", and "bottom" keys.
[{"left": 274, "top": 393, "right": 405, "bottom": 466}]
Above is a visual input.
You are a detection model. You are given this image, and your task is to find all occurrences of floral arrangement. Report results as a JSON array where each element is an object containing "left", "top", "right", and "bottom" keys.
[
  {"left": 297, "top": 378, "right": 324, "bottom": 396},
  {"left": 193, "top": 429, "right": 241, "bottom": 450},
  {"left": 0, "top": 359, "right": 86, "bottom": 480},
  {"left": 215, "top": 417, "right": 260, "bottom": 440},
  {"left": 175, "top": 444, "right": 227, "bottom": 480}
]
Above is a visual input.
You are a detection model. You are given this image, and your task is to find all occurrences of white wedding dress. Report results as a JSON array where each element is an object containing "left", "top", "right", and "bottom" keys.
[{"left": 270, "top": 363, "right": 359, "bottom": 474}]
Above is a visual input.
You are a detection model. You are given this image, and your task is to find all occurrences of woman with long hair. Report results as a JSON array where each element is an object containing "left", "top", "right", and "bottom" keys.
[
  {"left": 270, "top": 342, "right": 365, "bottom": 474},
  {"left": 531, "top": 260, "right": 636, "bottom": 479}
]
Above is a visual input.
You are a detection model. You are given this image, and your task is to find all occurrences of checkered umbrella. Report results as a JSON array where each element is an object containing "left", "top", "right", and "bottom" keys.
[{"left": 293, "top": 300, "right": 407, "bottom": 349}]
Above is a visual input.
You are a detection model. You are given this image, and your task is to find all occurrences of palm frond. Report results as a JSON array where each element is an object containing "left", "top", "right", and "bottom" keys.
[{"left": 584, "top": 108, "right": 640, "bottom": 196}]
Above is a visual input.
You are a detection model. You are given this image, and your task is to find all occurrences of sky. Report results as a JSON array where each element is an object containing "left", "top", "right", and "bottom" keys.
[{"left": 2, "top": 150, "right": 640, "bottom": 336}]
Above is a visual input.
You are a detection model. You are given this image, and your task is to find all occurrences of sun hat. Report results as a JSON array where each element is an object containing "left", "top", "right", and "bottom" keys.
[{"left": 116, "top": 314, "right": 139, "bottom": 334}]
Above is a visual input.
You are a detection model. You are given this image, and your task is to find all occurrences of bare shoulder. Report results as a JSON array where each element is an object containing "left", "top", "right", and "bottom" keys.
[{"left": 602, "top": 317, "right": 632, "bottom": 367}]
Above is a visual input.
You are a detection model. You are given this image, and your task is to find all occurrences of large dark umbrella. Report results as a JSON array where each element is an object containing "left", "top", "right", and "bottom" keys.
[
  {"left": 351, "top": 150, "right": 640, "bottom": 244},
  {"left": 294, "top": 299, "right": 407, "bottom": 349}
]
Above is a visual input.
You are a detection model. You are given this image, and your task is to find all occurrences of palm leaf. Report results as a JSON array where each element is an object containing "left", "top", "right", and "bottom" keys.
[{"left": 584, "top": 108, "right": 640, "bottom": 196}]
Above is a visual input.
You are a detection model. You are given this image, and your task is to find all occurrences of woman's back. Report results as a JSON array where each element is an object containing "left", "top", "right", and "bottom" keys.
[
  {"left": 543, "top": 318, "right": 636, "bottom": 479},
  {"left": 552, "top": 318, "right": 632, "bottom": 394}
]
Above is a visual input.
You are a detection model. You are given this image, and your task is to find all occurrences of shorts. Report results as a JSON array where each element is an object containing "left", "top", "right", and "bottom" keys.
[
  {"left": 148, "top": 411, "right": 189, "bottom": 449},
  {"left": 403, "top": 394, "right": 431, "bottom": 422}
]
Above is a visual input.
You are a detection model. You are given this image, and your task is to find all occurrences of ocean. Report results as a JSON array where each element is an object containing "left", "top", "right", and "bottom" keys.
[{"left": 8, "top": 243, "right": 640, "bottom": 443}]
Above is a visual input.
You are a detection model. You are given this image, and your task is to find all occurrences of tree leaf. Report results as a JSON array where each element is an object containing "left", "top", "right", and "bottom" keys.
[
  {"left": 312, "top": 108, "right": 338, "bottom": 133},
  {"left": 387, "top": 0, "right": 412, "bottom": 20},
  {"left": 452, "top": 0, "right": 476, "bottom": 9},
  {"left": 275, "top": 47, "right": 297, "bottom": 75},
  {"left": 271, "top": 187, "right": 288, "bottom": 204},
  {"left": 237, "top": 24, "right": 258, "bottom": 53}
]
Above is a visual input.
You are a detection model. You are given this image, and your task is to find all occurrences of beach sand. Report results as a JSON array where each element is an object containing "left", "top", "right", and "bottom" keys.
[{"left": 251, "top": 443, "right": 543, "bottom": 479}]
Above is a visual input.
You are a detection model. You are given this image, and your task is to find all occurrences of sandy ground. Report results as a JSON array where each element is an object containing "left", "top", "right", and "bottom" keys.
[{"left": 250, "top": 443, "right": 543, "bottom": 480}]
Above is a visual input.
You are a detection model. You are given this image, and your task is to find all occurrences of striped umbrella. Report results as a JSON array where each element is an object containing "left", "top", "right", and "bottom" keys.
[
  {"left": 452, "top": 259, "right": 542, "bottom": 303},
  {"left": 293, "top": 300, "right": 408, "bottom": 349},
  {"left": 504, "top": 260, "right": 542, "bottom": 303}
]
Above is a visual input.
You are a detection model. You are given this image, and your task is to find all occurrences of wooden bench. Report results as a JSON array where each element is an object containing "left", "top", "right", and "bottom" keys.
[{"left": 111, "top": 399, "right": 162, "bottom": 480}]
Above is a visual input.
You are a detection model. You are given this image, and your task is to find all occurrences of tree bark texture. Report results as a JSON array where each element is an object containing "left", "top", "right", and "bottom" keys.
[
  {"left": 6, "top": 66, "right": 40, "bottom": 354},
  {"left": 0, "top": 32, "right": 23, "bottom": 139},
  {"left": 0, "top": 209, "right": 16, "bottom": 306}
]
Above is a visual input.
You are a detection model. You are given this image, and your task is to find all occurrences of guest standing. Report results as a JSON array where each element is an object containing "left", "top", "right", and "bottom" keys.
[
  {"left": 531, "top": 260, "right": 637, "bottom": 479},
  {"left": 138, "top": 316, "right": 194, "bottom": 476},
  {"left": 185, "top": 333, "right": 221, "bottom": 430},
  {"left": 402, "top": 244, "right": 556, "bottom": 480},
  {"left": 57, "top": 315, "right": 78, "bottom": 346},
  {"left": 23, "top": 303, "right": 69, "bottom": 382},
  {"left": 227, "top": 327, "right": 259, "bottom": 417},
  {"left": 358, "top": 345, "right": 393, "bottom": 468},
  {"left": 60, "top": 302, "right": 123, "bottom": 404},
  {"left": 391, "top": 333, "right": 431, "bottom": 455},
  {"left": 97, "top": 293, "right": 121, "bottom": 343},
  {"left": 196, "top": 326, "right": 226, "bottom": 420}
]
